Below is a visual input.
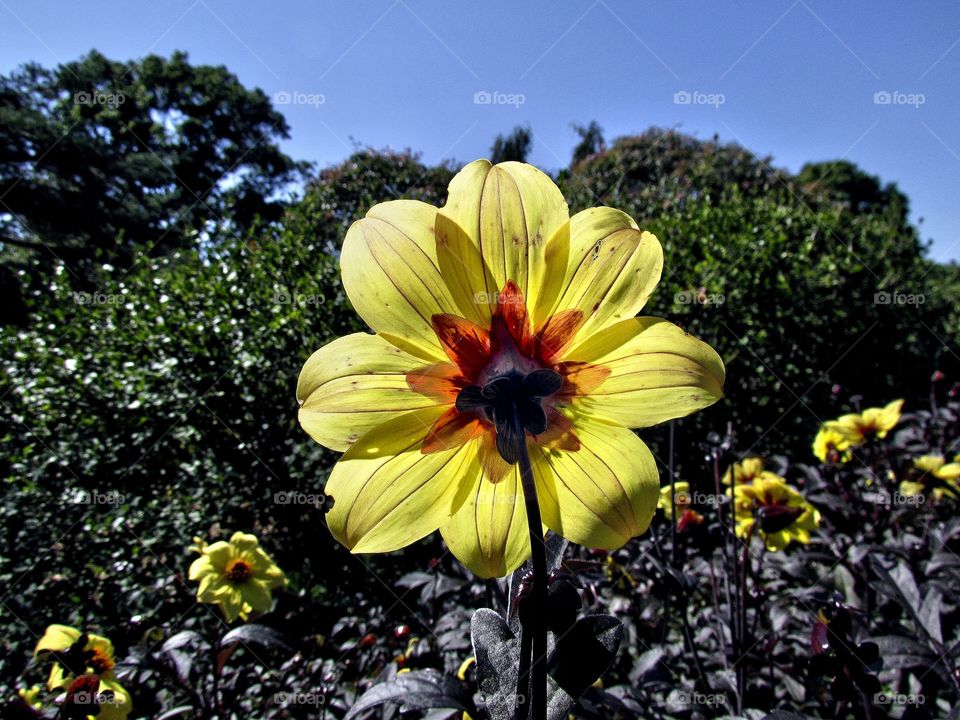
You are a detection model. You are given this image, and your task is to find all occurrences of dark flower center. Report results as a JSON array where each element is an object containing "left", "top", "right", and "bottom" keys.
[
  {"left": 756, "top": 503, "right": 804, "bottom": 533},
  {"left": 225, "top": 559, "right": 253, "bottom": 584},
  {"left": 456, "top": 368, "right": 563, "bottom": 465}
]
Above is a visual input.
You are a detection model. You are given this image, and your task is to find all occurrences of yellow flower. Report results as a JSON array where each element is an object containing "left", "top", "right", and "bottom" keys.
[
  {"left": 297, "top": 160, "right": 725, "bottom": 577},
  {"left": 17, "top": 684, "right": 42, "bottom": 710},
  {"left": 906, "top": 454, "right": 960, "bottom": 501},
  {"left": 657, "top": 481, "right": 704, "bottom": 530},
  {"left": 827, "top": 399, "right": 904, "bottom": 446},
  {"left": 33, "top": 625, "right": 132, "bottom": 720},
  {"left": 188, "top": 531, "right": 287, "bottom": 622},
  {"left": 733, "top": 477, "right": 821, "bottom": 551},
  {"left": 812, "top": 426, "right": 852, "bottom": 463},
  {"left": 722, "top": 456, "right": 784, "bottom": 485}
]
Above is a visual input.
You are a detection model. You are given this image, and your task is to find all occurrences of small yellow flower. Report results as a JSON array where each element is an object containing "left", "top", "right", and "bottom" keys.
[
  {"left": 188, "top": 531, "right": 287, "bottom": 622},
  {"left": 733, "top": 477, "right": 821, "bottom": 551},
  {"left": 905, "top": 454, "right": 960, "bottom": 502},
  {"left": 33, "top": 625, "right": 132, "bottom": 720},
  {"left": 722, "top": 456, "right": 784, "bottom": 485},
  {"left": 827, "top": 399, "right": 904, "bottom": 446},
  {"left": 812, "top": 426, "right": 852, "bottom": 463},
  {"left": 297, "top": 160, "right": 724, "bottom": 577},
  {"left": 17, "top": 684, "right": 43, "bottom": 710},
  {"left": 657, "top": 481, "right": 704, "bottom": 529}
]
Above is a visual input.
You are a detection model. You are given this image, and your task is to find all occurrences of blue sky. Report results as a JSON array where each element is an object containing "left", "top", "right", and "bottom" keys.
[{"left": 2, "top": 0, "right": 959, "bottom": 260}]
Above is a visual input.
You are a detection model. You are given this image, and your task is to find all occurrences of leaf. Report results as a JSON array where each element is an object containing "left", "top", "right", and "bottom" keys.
[
  {"left": 471, "top": 608, "right": 519, "bottom": 720},
  {"left": 160, "top": 630, "right": 206, "bottom": 683},
  {"left": 343, "top": 669, "right": 474, "bottom": 720},
  {"left": 548, "top": 614, "right": 623, "bottom": 699},
  {"left": 217, "top": 624, "right": 292, "bottom": 676},
  {"left": 218, "top": 624, "right": 292, "bottom": 652},
  {"left": 156, "top": 706, "right": 196, "bottom": 720},
  {"left": 918, "top": 588, "right": 944, "bottom": 644}
]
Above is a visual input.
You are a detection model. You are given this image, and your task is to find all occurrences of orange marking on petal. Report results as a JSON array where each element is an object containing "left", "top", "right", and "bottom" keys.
[
  {"left": 557, "top": 361, "right": 612, "bottom": 396},
  {"left": 431, "top": 314, "right": 492, "bottom": 380},
  {"left": 421, "top": 407, "right": 485, "bottom": 454},
  {"left": 533, "top": 309, "right": 585, "bottom": 364},
  {"left": 534, "top": 409, "right": 581, "bottom": 451},
  {"left": 406, "top": 362, "right": 466, "bottom": 401},
  {"left": 495, "top": 281, "right": 533, "bottom": 355},
  {"left": 479, "top": 431, "right": 512, "bottom": 483}
]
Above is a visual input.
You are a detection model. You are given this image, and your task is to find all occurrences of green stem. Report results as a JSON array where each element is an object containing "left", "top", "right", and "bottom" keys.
[{"left": 514, "top": 414, "right": 547, "bottom": 720}]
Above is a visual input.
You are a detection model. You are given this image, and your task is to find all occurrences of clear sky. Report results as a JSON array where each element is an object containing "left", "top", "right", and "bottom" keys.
[{"left": 2, "top": 0, "right": 958, "bottom": 260}]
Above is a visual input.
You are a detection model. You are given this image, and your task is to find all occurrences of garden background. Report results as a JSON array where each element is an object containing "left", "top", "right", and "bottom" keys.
[{"left": 3, "top": 3, "right": 960, "bottom": 718}]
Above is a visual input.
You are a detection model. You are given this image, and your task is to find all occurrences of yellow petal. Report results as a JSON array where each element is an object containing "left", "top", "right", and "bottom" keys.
[
  {"left": 564, "top": 317, "right": 725, "bottom": 428},
  {"left": 435, "top": 212, "right": 495, "bottom": 324},
  {"left": 98, "top": 677, "right": 132, "bottom": 720},
  {"left": 35, "top": 625, "right": 82, "bottom": 657},
  {"left": 546, "top": 208, "right": 663, "bottom": 339},
  {"left": 298, "top": 333, "right": 446, "bottom": 452},
  {"left": 325, "top": 408, "right": 479, "bottom": 553},
  {"left": 241, "top": 580, "right": 274, "bottom": 613},
  {"left": 341, "top": 200, "right": 460, "bottom": 360},
  {"left": 531, "top": 416, "right": 660, "bottom": 549},
  {"left": 440, "top": 160, "right": 569, "bottom": 317},
  {"left": 440, "top": 463, "right": 532, "bottom": 578}
]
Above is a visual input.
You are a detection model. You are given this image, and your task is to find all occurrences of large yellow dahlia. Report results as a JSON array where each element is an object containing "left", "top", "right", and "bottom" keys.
[{"left": 297, "top": 160, "right": 724, "bottom": 577}]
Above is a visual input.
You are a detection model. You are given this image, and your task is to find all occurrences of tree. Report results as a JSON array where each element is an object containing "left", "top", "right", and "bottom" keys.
[
  {"left": 490, "top": 125, "right": 532, "bottom": 163},
  {"left": 0, "top": 50, "right": 304, "bottom": 283},
  {"left": 570, "top": 120, "right": 606, "bottom": 166}
]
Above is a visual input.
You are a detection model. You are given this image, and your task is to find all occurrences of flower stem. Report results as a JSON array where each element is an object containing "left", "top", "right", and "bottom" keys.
[{"left": 514, "top": 413, "right": 547, "bottom": 720}]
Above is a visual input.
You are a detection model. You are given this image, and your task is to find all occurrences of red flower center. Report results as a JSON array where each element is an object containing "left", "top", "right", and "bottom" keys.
[{"left": 406, "top": 281, "right": 610, "bottom": 467}]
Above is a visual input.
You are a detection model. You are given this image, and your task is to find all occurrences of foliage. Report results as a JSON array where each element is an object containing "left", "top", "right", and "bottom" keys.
[
  {"left": 560, "top": 128, "right": 960, "bottom": 462},
  {"left": 3, "top": 71, "right": 960, "bottom": 718},
  {"left": 0, "top": 50, "right": 303, "bottom": 285}
]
